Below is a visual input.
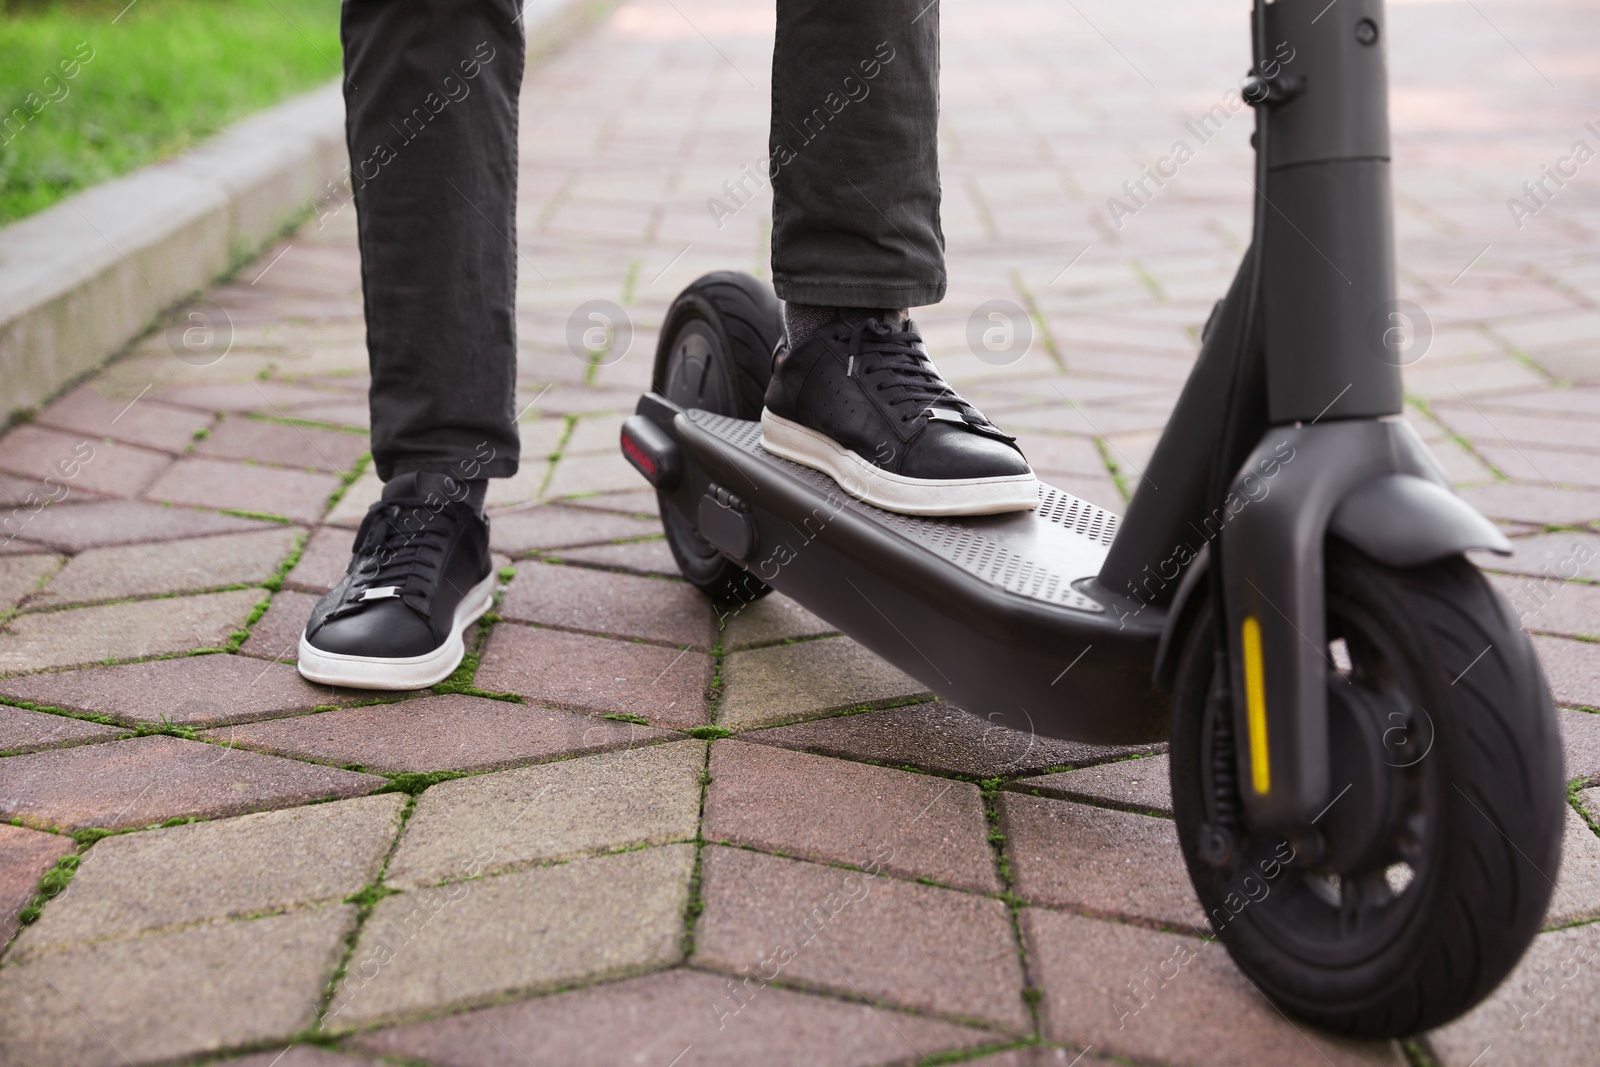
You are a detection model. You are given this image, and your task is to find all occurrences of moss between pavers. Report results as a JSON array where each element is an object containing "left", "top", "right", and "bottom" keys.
[
  {"left": 322, "top": 452, "right": 374, "bottom": 515},
  {"left": 16, "top": 853, "right": 80, "bottom": 926}
]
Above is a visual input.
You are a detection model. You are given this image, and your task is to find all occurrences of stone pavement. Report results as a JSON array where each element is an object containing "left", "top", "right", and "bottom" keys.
[{"left": 1, "top": 0, "right": 1598, "bottom": 1064}]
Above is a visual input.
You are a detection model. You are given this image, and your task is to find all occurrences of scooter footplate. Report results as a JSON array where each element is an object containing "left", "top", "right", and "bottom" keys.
[{"left": 687, "top": 410, "right": 1115, "bottom": 614}]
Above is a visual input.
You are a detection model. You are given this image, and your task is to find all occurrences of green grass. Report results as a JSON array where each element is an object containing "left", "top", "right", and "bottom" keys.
[{"left": 0, "top": 0, "right": 342, "bottom": 224}]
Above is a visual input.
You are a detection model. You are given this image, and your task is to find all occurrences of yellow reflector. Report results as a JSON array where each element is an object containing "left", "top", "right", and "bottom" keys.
[{"left": 1241, "top": 615, "right": 1270, "bottom": 795}]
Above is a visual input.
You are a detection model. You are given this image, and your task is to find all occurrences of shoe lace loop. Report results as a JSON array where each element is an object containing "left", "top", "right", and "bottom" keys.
[
  {"left": 845, "top": 318, "right": 1006, "bottom": 437},
  {"left": 332, "top": 498, "right": 458, "bottom": 619}
]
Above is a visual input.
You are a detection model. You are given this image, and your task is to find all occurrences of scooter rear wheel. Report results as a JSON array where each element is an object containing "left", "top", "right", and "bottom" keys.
[
  {"left": 1171, "top": 542, "right": 1565, "bottom": 1036},
  {"left": 652, "top": 271, "right": 782, "bottom": 604}
]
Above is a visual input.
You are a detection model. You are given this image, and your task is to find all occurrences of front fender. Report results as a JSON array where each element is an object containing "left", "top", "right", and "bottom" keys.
[
  {"left": 1218, "top": 416, "right": 1499, "bottom": 833},
  {"left": 1329, "top": 472, "right": 1510, "bottom": 566}
]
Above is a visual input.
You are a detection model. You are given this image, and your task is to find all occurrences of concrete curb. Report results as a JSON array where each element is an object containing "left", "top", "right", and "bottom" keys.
[{"left": 0, "top": 0, "right": 614, "bottom": 423}]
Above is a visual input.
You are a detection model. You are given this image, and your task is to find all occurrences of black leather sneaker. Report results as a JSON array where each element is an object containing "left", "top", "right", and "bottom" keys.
[
  {"left": 760, "top": 311, "right": 1038, "bottom": 515},
  {"left": 297, "top": 472, "right": 494, "bottom": 690}
]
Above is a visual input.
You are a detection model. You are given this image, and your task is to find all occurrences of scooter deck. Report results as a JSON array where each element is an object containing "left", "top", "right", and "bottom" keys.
[{"left": 664, "top": 403, "right": 1171, "bottom": 744}]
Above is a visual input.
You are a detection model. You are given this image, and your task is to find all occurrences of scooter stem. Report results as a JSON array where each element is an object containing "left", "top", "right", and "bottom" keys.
[{"left": 1255, "top": 0, "right": 1401, "bottom": 424}]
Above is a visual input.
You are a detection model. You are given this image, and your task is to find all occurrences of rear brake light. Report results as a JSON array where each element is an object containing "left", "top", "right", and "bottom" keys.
[{"left": 619, "top": 415, "right": 681, "bottom": 489}]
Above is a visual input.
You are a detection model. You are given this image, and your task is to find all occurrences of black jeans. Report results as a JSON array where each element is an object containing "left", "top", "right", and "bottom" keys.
[{"left": 342, "top": 0, "right": 944, "bottom": 480}]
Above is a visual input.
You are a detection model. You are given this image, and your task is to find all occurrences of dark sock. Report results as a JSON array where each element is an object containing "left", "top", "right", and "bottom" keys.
[
  {"left": 783, "top": 303, "right": 834, "bottom": 347},
  {"left": 383, "top": 472, "right": 489, "bottom": 517},
  {"left": 784, "top": 303, "right": 910, "bottom": 347}
]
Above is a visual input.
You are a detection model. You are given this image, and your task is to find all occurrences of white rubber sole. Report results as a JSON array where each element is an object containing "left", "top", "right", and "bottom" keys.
[
  {"left": 760, "top": 410, "right": 1039, "bottom": 516},
  {"left": 295, "top": 571, "right": 497, "bottom": 690}
]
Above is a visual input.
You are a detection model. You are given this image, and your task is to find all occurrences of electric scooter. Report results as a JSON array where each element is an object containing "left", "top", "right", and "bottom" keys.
[{"left": 618, "top": 0, "right": 1565, "bottom": 1036}]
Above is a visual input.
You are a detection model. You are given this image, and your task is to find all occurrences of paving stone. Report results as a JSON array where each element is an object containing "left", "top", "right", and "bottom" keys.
[
  {"left": 195, "top": 417, "right": 369, "bottom": 472},
  {"left": 0, "top": 904, "right": 355, "bottom": 1067},
  {"left": 1473, "top": 531, "right": 1600, "bottom": 583},
  {"left": 721, "top": 591, "right": 838, "bottom": 650},
  {"left": 541, "top": 536, "right": 680, "bottom": 577},
  {"left": 152, "top": 380, "right": 349, "bottom": 413},
  {"left": 213, "top": 1050, "right": 374, "bottom": 1067},
  {"left": 1546, "top": 803, "right": 1600, "bottom": 928},
  {"left": 36, "top": 385, "right": 213, "bottom": 454},
  {"left": 1477, "top": 444, "right": 1600, "bottom": 489},
  {"left": 1013, "top": 754, "right": 1173, "bottom": 815},
  {"left": 1533, "top": 635, "right": 1600, "bottom": 709},
  {"left": 0, "top": 471, "right": 52, "bottom": 508},
  {"left": 519, "top": 384, "right": 641, "bottom": 418},
  {"left": 211, "top": 693, "right": 671, "bottom": 774},
  {"left": 482, "top": 460, "right": 553, "bottom": 508},
  {"left": 0, "top": 654, "right": 362, "bottom": 726},
  {"left": 1458, "top": 483, "right": 1600, "bottom": 526},
  {"left": 1584, "top": 786, "right": 1600, "bottom": 823},
  {"left": 543, "top": 450, "right": 646, "bottom": 497},
  {"left": 144, "top": 457, "right": 342, "bottom": 524},
  {"left": 283, "top": 524, "right": 354, "bottom": 593},
  {"left": 238, "top": 588, "right": 319, "bottom": 660},
  {"left": 562, "top": 412, "right": 626, "bottom": 454},
  {"left": 0, "top": 424, "right": 172, "bottom": 498},
  {"left": 1001, "top": 793, "right": 1205, "bottom": 931},
  {"left": 964, "top": 1051, "right": 1121, "bottom": 1067},
  {"left": 0, "top": 552, "right": 60, "bottom": 611},
  {"left": 695, "top": 845, "right": 1030, "bottom": 1032},
  {"left": 1433, "top": 404, "right": 1600, "bottom": 453},
  {"left": 718, "top": 637, "right": 929, "bottom": 730},
  {"left": 517, "top": 416, "right": 571, "bottom": 460},
  {"left": 0, "top": 705, "right": 123, "bottom": 755},
  {"left": 325, "top": 467, "right": 382, "bottom": 526},
  {"left": 1012, "top": 432, "right": 1114, "bottom": 478},
  {"left": 487, "top": 503, "right": 660, "bottom": 555},
  {"left": 0, "top": 498, "right": 275, "bottom": 552},
  {"left": 31, "top": 527, "right": 302, "bottom": 608},
  {"left": 385, "top": 738, "right": 701, "bottom": 887},
  {"left": 0, "top": 588, "right": 263, "bottom": 673},
  {"left": 0, "top": 734, "right": 381, "bottom": 831},
  {"left": 293, "top": 400, "right": 371, "bottom": 428},
  {"left": 748, "top": 700, "right": 1160, "bottom": 779},
  {"left": 562, "top": 486, "right": 659, "bottom": 516},
  {"left": 1427, "top": 923, "right": 1600, "bottom": 1067},
  {"left": 1475, "top": 389, "right": 1600, "bottom": 419},
  {"left": 330, "top": 845, "right": 693, "bottom": 1028},
  {"left": 501, "top": 561, "right": 712, "bottom": 648},
  {"left": 476, "top": 622, "right": 710, "bottom": 729},
  {"left": 0, "top": 823, "right": 74, "bottom": 948},
  {"left": 350, "top": 968, "right": 999, "bottom": 1066},
  {"left": 1491, "top": 572, "right": 1600, "bottom": 639},
  {"left": 16, "top": 794, "right": 404, "bottom": 959},
  {"left": 705, "top": 740, "right": 999, "bottom": 893},
  {"left": 1021, "top": 908, "right": 1402, "bottom": 1066},
  {"left": 1562, "top": 708, "right": 1600, "bottom": 783}
]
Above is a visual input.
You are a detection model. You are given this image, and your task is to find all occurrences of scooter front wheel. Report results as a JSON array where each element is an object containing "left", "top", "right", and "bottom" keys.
[{"left": 1171, "top": 542, "right": 1565, "bottom": 1036}]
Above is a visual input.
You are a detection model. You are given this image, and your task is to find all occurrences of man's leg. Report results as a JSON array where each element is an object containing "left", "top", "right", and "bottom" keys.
[
  {"left": 761, "top": 0, "right": 1038, "bottom": 517},
  {"left": 297, "top": 1, "right": 523, "bottom": 691},
  {"left": 343, "top": 0, "right": 524, "bottom": 484},
  {"left": 769, "top": 0, "right": 944, "bottom": 314}
]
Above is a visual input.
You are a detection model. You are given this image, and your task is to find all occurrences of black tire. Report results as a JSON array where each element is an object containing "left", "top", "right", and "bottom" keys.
[
  {"left": 653, "top": 271, "right": 782, "bottom": 605},
  {"left": 1171, "top": 542, "right": 1565, "bottom": 1037}
]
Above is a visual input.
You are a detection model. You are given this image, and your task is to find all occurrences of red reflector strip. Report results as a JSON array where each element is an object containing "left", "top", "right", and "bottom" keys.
[{"left": 621, "top": 432, "right": 658, "bottom": 477}]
